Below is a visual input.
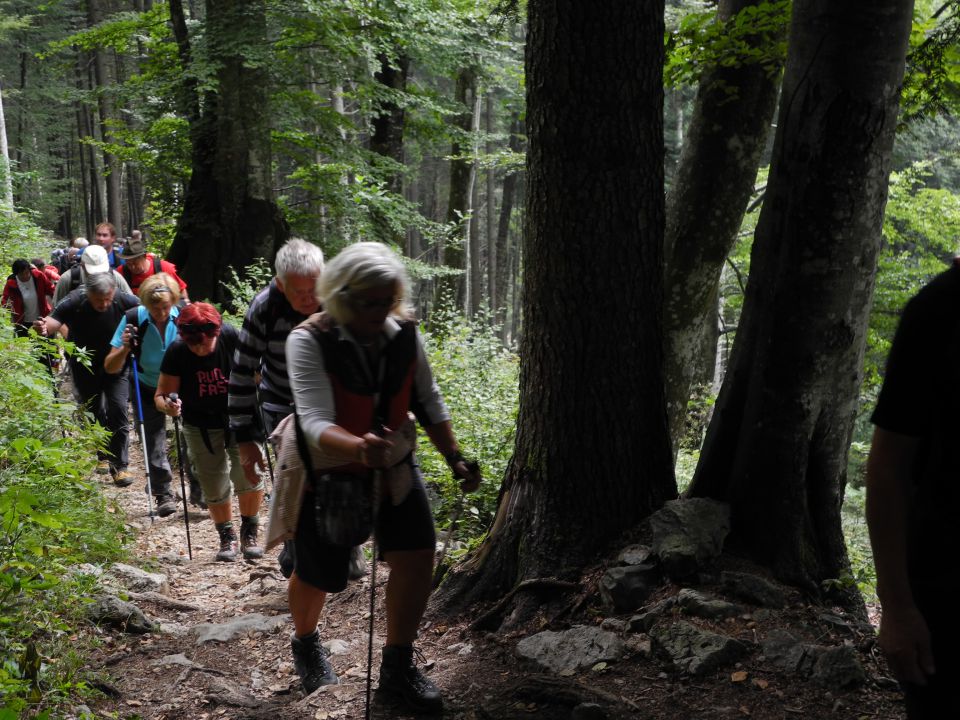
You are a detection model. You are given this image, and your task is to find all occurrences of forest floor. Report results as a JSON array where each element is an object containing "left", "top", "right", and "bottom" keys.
[{"left": 82, "top": 442, "right": 909, "bottom": 720}]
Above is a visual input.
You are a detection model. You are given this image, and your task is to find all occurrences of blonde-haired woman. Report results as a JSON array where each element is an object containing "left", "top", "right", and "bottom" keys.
[
  {"left": 284, "top": 242, "right": 481, "bottom": 712},
  {"left": 105, "top": 272, "right": 182, "bottom": 516}
]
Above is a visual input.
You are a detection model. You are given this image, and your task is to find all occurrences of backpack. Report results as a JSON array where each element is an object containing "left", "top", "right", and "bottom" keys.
[
  {"left": 121, "top": 255, "right": 162, "bottom": 288},
  {"left": 124, "top": 306, "right": 153, "bottom": 362}
]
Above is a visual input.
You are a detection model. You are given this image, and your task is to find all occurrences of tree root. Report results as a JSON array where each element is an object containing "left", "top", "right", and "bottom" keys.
[{"left": 468, "top": 578, "right": 580, "bottom": 632}]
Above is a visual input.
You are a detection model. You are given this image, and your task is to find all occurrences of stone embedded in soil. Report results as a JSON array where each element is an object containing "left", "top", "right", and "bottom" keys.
[
  {"left": 676, "top": 588, "right": 743, "bottom": 620},
  {"left": 191, "top": 612, "right": 289, "bottom": 643},
  {"left": 516, "top": 625, "right": 625, "bottom": 675},
  {"left": 720, "top": 571, "right": 788, "bottom": 608},
  {"left": 108, "top": 562, "right": 169, "bottom": 594},
  {"left": 649, "top": 620, "right": 747, "bottom": 676},
  {"left": 599, "top": 563, "right": 660, "bottom": 611},
  {"left": 647, "top": 498, "right": 731, "bottom": 581},
  {"left": 87, "top": 593, "right": 155, "bottom": 634}
]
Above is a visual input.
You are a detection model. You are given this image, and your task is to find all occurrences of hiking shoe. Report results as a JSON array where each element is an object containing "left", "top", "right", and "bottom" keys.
[
  {"left": 240, "top": 517, "right": 264, "bottom": 560},
  {"left": 96, "top": 460, "right": 111, "bottom": 475},
  {"left": 112, "top": 469, "right": 135, "bottom": 487},
  {"left": 291, "top": 631, "right": 338, "bottom": 694},
  {"left": 348, "top": 545, "right": 368, "bottom": 580},
  {"left": 216, "top": 525, "right": 238, "bottom": 562},
  {"left": 376, "top": 644, "right": 443, "bottom": 714},
  {"left": 188, "top": 477, "right": 207, "bottom": 510},
  {"left": 155, "top": 494, "right": 178, "bottom": 518}
]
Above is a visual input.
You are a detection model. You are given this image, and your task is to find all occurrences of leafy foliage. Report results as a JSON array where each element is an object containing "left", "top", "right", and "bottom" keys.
[
  {"left": 418, "top": 308, "right": 518, "bottom": 550},
  {"left": 665, "top": 0, "right": 789, "bottom": 89},
  {"left": 0, "top": 220, "right": 130, "bottom": 717}
]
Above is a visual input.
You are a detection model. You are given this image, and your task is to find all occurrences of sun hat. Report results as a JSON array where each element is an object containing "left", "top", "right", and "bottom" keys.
[{"left": 80, "top": 245, "right": 110, "bottom": 275}]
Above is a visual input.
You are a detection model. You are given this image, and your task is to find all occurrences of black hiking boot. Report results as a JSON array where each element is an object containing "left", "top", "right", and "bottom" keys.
[
  {"left": 348, "top": 545, "right": 368, "bottom": 580},
  {"left": 291, "top": 630, "right": 339, "bottom": 694},
  {"left": 216, "top": 523, "right": 238, "bottom": 562},
  {"left": 155, "top": 494, "right": 178, "bottom": 518},
  {"left": 376, "top": 644, "right": 443, "bottom": 714},
  {"left": 240, "top": 516, "right": 264, "bottom": 559}
]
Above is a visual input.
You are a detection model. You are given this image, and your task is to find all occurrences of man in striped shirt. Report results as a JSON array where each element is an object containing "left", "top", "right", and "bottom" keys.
[
  {"left": 229, "top": 238, "right": 326, "bottom": 475},
  {"left": 229, "top": 239, "right": 366, "bottom": 578}
]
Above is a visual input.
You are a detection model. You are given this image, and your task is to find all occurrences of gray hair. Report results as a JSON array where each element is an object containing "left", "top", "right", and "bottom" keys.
[
  {"left": 86, "top": 271, "right": 116, "bottom": 296},
  {"left": 73, "top": 237, "right": 89, "bottom": 248},
  {"left": 275, "top": 238, "right": 324, "bottom": 282},
  {"left": 319, "top": 242, "right": 413, "bottom": 325}
]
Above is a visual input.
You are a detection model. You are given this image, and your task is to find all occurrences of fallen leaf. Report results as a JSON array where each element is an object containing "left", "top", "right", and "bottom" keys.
[
  {"left": 752, "top": 678, "right": 769, "bottom": 689},
  {"left": 739, "top": 706, "right": 751, "bottom": 716},
  {"left": 591, "top": 662, "right": 608, "bottom": 672},
  {"left": 314, "top": 712, "right": 328, "bottom": 720},
  {"left": 731, "top": 671, "right": 748, "bottom": 682}
]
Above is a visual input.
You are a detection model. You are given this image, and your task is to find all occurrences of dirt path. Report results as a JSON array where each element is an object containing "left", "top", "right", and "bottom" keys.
[{"left": 83, "top": 435, "right": 909, "bottom": 720}]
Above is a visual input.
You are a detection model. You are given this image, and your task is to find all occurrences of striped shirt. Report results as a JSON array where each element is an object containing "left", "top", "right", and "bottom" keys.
[{"left": 228, "top": 280, "right": 310, "bottom": 442}]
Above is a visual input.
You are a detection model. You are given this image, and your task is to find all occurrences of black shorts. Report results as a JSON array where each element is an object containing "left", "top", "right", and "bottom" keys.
[{"left": 293, "top": 468, "right": 436, "bottom": 593}]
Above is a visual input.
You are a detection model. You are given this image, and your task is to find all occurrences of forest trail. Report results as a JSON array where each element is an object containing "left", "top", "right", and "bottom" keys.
[{"left": 83, "top": 438, "right": 908, "bottom": 720}]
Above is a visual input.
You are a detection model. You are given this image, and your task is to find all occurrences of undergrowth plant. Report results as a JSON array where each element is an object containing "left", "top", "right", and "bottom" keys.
[
  {"left": 0, "top": 223, "right": 131, "bottom": 718},
  {"left": 419, "top": 307, "right": 519, "bottom": 553}
]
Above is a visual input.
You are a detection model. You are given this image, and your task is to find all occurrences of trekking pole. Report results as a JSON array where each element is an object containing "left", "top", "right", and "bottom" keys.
[
  {"left": 167, "top": 393, "right": 193, "bottom": 560},
  {"left": 365, "top": 468, "right": 381, "bottom": 720},
  {"left": 253, "top": 388, "right": 276, "bottom": 499},
  {"left": 130, "top": 354, "right": 156, "bottom": 522}
]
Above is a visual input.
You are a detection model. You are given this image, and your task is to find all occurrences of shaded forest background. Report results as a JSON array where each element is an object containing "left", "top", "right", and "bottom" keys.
[{"left": 2, "top": 0, "right": 960, "bottom": 714}]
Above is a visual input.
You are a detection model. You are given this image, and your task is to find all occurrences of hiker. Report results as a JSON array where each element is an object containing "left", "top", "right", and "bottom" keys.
[
  {"left": 3, "top": 259, "right": 55, "bottom": 336},
  {"left": 90, "top": 222, "right": 123, "bottom": 269},
  {"left": 866, "top": 258, "right": 960, "bottom": 720},
  {"left": 32, "top": 258, "right": 60, "bottom": 289},
  {"left": 225, "top": 239, "right": 365, "bottom": 573},
  {"left": 117, "top": 233, "right": 189, "bottom": 299},
  {"left": 53, "top": 245, "right": 132, "bottom": 306},
  {"left": 35, "top": 272, "right": 139, "bottom": 485},
  {"left": 155, "top": 302, "right": 265, "bottom": 561},
  {"left": 282, "top": 241, "right": 481, "bottom": 712},
  {"left": 104, "top": 273, "right": 183, "bottom": 517}
]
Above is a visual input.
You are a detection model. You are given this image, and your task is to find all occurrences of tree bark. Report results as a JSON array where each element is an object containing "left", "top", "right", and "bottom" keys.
[
  {"left": 663, "top": 0, "right": 784, "bottom": 452},
  {"left": 688, "top": 0, "right": 914, "bottom": 596},
  {"left": 437, "top": 0, "right": 674, "bottom": 622},
  {"left": 167, "top": 0, "right": 288, "bottom": 302}
]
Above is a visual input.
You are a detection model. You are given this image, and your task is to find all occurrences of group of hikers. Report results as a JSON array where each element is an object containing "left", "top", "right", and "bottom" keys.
[{"left": 2, "top": 228, "right": 482, "bottom": 714}]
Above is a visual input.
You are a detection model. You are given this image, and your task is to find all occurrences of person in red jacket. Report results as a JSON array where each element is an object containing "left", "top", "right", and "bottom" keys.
[{"left": 2, "top": 258, "right": 54, "bottom": 335}]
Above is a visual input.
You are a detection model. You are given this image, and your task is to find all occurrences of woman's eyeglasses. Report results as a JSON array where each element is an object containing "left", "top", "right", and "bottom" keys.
[
  {"left": 351, "top": 296, "right": 398, "bottom": 311},
  {"left": 179, "top": 322, "right": 219, "bottom": 344}
]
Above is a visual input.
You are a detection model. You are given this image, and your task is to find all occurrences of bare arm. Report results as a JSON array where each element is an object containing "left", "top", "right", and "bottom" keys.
[{"left": 865, "top": 426, "right": 934, "bottom": 685}]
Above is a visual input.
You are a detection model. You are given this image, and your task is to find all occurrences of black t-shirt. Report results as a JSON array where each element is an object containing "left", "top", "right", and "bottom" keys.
[
  {"left": 51, "top": 288, "right": 139, "bottom": 375},
  {"left": 160, "top": 324, "right": 239, "bottom": 429},
  {"left": 872, "top": 263, "right": 960, "bottom": 590}
]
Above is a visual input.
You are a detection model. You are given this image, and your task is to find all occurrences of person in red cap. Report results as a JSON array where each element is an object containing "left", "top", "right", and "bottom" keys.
[{"left": 155, "top": 302, "right": 264, "bottom": 561}]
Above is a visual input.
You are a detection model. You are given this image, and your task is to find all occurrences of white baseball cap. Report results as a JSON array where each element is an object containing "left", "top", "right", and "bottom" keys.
[{"left": 81, "top": 245, "right": 110, "bottom": 275}]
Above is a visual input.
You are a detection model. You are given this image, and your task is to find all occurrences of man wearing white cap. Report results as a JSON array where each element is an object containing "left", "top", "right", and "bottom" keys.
[{"left": 53, "top": 244, "right": 132, "bottom": 306}]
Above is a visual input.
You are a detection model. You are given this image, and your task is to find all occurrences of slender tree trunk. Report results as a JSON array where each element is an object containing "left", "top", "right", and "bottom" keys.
[
  {"left": 662, "top": 0, "right": 785, "bottom": 453},
  {"left": 688, "top": 0, "right": 914, "bottom": 598},
  {"left": 436, "top": 67, "right": 477, "bottom": 310},
  {"left": 485, "top": 93, "right": 497, "bottom": 317},
  {"left": 369, "top": 52, "right": 409, "bottom": 244},
  {"left": 437, "top": 0, "right": 674, "bottom": 623},
  {"left": 87, "top": 0, "right": 123, "bottom": 230},
  {"left": 0, "top": 81, "right": 13, "bottom": 209},
  {"left": 494, "top": 115, "right": 522, "bottom": 333}
]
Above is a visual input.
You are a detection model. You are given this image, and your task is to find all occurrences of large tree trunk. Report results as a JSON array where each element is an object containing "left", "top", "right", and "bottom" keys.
[
  {"left": 437, "top": 0, "right": 675, "bottom": 624},
  {"left": 663, "top": 0, "right": 784, "bottom": 452},
  {"left": 167, "top": 0, "right": 287, "bottom": 302},
  {"left": 687, "top": 0, "right": 913, "bottom": 596}
]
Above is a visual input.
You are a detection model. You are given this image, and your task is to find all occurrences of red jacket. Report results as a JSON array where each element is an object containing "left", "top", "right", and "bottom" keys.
[{"left": 1, "top": 268, "right": 54, "bottom": 325}]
